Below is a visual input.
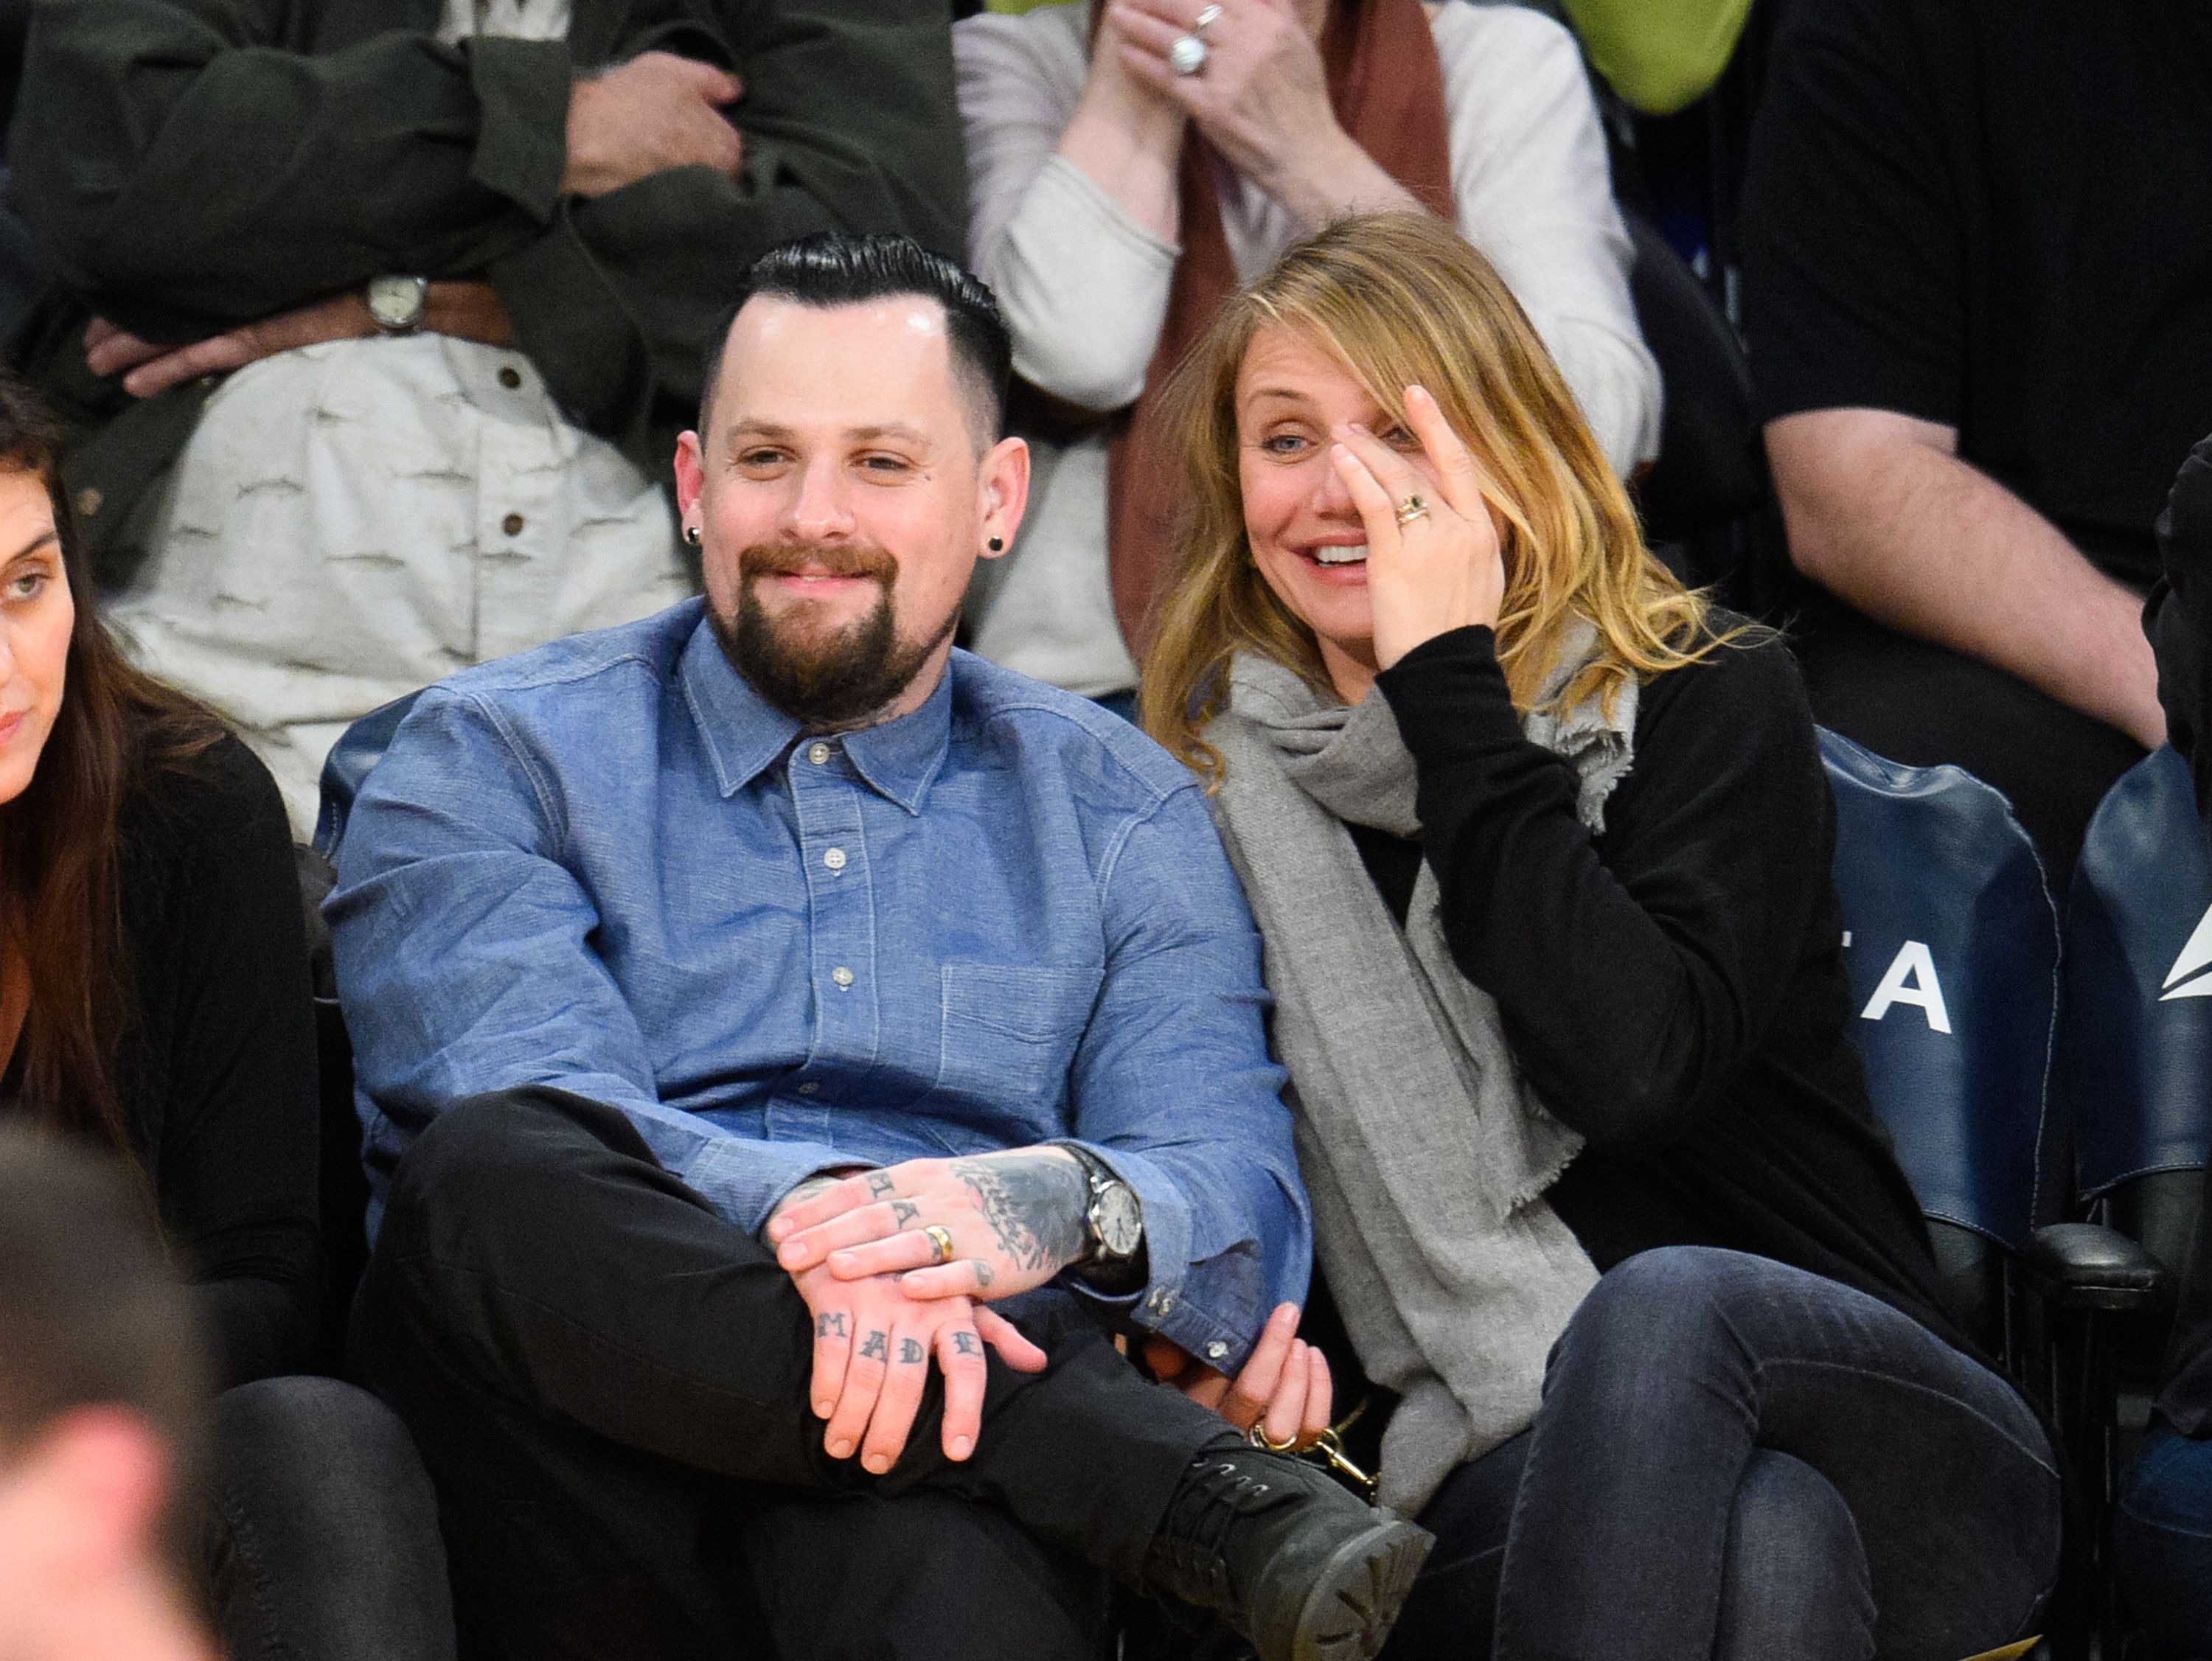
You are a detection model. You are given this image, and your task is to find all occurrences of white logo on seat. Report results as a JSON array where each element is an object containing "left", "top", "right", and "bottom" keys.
[
  {"left": 1860, "top": 940, "right": 1954, "bottom": 1034},
  {"left": 2160, "top": 902, "right": 2212, "bottom": 1001}
]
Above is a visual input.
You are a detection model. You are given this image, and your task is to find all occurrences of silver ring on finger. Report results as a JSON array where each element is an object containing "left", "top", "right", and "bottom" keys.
[
  {"left": 1394, "top": 493, "right": 1430, "bottom": 528},
  {"left": 1169, "top": 32, "right": 1208, "bottom": 74},
  {"left": 1192, "top": 3, "right": 1222, "bottom": 31},
  {"left": 1245, "top": 1419, "right": 1301, "bottom": 1453},
  {"left": 922, "top": 1225, "right": 957, "bottom": 1266}
]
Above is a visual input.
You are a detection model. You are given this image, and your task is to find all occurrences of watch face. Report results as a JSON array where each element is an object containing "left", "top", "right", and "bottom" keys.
[
  {"left": 1094, "top": 1183, "right": 1143, "bottom": 1258},
  {"left": 367, "top": 275, "right": 425, "bottom": 330}
]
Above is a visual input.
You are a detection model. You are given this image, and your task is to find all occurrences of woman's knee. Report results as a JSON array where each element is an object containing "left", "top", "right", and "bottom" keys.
[
  {"left": 1714, "top": 1452, "right": 1874, "bottom": 1661},
  {"left": 1547, "top": 1247, "right": 1766, "bottom": 1390}
]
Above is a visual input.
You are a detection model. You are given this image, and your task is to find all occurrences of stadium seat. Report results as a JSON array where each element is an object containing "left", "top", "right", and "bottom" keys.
[{"left": 1819, "top": 727, "right": 2060, "bottom": 1347}]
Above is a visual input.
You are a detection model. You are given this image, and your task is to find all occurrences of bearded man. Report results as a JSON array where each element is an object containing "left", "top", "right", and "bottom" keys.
[{"left": 325, "top": 233, "right": 1429, "bottom": 1661}]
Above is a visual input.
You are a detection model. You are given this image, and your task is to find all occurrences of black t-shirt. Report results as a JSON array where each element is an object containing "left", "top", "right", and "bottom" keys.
[
  {"left": 1318, "top": 624, "right": 1968, "bottom": 1399},
  {"left": 1742, "top": 0, "right": 2212, "bottom": 590}
]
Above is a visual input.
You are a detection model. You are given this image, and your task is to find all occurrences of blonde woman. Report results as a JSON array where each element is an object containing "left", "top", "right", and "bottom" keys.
[{"left": 1141, "top": 215, "right": 2060, "bottom": 1661}]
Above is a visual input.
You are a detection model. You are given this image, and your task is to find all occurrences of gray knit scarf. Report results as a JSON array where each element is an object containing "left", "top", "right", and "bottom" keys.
[{"left": 1207, "top": 627, "right": 1635, "bottom": 1515}]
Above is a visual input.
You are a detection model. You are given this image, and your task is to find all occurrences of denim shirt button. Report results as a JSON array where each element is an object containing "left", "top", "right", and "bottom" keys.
[
  {"left": 1150, "top": 1288, "right": 1176, "bottom": 1315},
  {"left": 1205, "top": 1340, "right": 1228, "bottom": 1361},
  {"left": 807, "top": 742, "right": 832, "bottom": 765},
  {"left": 824, "top": 847, "right": 847, "bottom": 872},
  {"left": 832, "top": 967, "right": 855, "bottom": 989},
  {"left": 797, "top": 1081, "right": 819, "bottom": 1096}
]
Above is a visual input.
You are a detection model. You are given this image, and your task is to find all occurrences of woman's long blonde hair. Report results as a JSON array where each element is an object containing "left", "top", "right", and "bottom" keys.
[{"left": 1141, "top": 212, "right": 1739, "bottom": 781}]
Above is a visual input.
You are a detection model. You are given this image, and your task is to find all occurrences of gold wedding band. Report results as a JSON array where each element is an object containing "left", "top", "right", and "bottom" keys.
[
  {"left": 1245, "top": 1420, "right": 1301, "bottom": 1454},
  {"left": 922, "top": 1225, "right": 956, "bottom": 1266},
  {"left": 1394, "top": 493, "right": 1430, "bottom": 528}
]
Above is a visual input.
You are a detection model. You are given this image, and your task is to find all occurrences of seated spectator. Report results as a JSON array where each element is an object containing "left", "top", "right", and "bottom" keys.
[
  {"left": 1141, "top": 213, "right": 2062, "bottom": 1660},
  {"left": 2121, "top": 436, "right": 2212, "bottom": 1659},
  {"left": 954, "top": 0, "right": 1658, "bottom": 707},
  {"left": 329, "top": 231, "right": 1429, "bottom": 1661},
  {"left": 0, "top": 369, "right": 453, "bottom": 1660},
  {"left": 7, "top": 0, "right": 964, "bottom": 832},
  {"left": 1742, "top": 0, "right": 2212, "bottom": 891},
  {"left": 0, "top": 1126, "right": 213, "bottom": 1661}
]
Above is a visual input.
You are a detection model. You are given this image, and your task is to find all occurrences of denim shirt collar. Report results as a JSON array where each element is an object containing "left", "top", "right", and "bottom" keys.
[{"left": 678, "top": 615, "right": 952, "bottom": 815}]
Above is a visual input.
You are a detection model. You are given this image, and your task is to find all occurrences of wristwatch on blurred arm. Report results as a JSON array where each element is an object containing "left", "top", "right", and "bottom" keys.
[
  {"left": 366, "top": 275, "right": 430, "bottom": 335},
  {"left": 1065, "top": 1144, "right": 1145, "bottom": 1291}
]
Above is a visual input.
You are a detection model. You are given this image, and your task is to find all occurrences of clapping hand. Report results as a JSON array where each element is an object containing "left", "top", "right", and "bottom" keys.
[
  {"left": 1108, "top": 0, "right": 1337, "bottom": 199},
  {"left": 1329, "top": 383, "right": 1507, "bottom": 669}
]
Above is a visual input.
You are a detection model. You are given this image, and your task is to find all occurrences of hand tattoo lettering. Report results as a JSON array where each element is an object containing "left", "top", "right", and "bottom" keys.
[
  {"left": 899, "top": 1338, "right": 924, "bottom": 1365},
  {"left": 973, "top": 1261, "right": 995, "bottom": 1287},
  {"left": 866, "top": 1173, "right": 897, "bottom": 1199},
  {"left": 891, "top": 1200, "right": 919, "bottom": 1226},
  {"left": 816, "top": 1312, "right": 846, "bottom": 1339},
  {"left": 859, "top": 1330, "right": 888, "bottom": 1362},
  {"left": 947, "top": 1153, "right": 1088, "bottom": 1274},
  {"left": 952, "top": 1331, "right": 980, "bottom": 1357}
]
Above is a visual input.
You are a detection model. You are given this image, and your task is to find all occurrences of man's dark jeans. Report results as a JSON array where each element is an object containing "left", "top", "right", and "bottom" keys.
[
  {"left": 1384, "top": 1248, "right": 2061, "bottom": 1661},
  {"left": 351, "top": 1087, "right": 1238, "bottom": 1661}
]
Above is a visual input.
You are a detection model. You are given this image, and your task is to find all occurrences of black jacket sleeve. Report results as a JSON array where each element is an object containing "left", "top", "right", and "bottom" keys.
[
  {"left": 123, "top": 737, "right": 321, "bottom": 1387},
  {"left": 1376, "top": 625, "right": 1837, "bottom": 1153}
]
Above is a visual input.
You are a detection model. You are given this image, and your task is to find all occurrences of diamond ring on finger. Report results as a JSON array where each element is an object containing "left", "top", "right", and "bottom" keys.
[
  {"left": 1169, "top": 32, "right": 1208, "bottom": 74},
  {"left": 1394, "top": 493, "right": 1430, "bottom": 527},
  {"left": 1193, "top": 3, "right": 1222, "bottom": 30}
]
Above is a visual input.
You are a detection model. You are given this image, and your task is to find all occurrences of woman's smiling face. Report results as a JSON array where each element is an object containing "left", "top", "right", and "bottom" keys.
[
  {"left": 0, "top": 467, "right": 72, "bottom": 807},
  {"left": 1234, "top": 325, "right": 1451, "bottom": 686}
]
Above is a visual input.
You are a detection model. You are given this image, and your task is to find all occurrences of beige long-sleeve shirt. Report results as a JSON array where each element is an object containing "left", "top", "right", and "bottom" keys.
[{"left": 955, "top": 0, "right": 1662, "bottom": 695}]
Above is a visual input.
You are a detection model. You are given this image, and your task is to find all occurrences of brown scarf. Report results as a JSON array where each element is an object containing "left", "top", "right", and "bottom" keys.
[{"left": 1104, "top": 0, "right": 1455, "bottom": 657}]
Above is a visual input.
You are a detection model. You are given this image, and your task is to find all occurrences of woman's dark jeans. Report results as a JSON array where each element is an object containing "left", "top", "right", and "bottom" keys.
[
  {"left": 204, "top": 1374, "right": 456, "bottom": 1661},
  {"left": 2115, "top": 1423, "right": 2212, "bottom": 1659},
  {"left": 1385, "top": 1247, "right": 2061, "bottom": 1661}
]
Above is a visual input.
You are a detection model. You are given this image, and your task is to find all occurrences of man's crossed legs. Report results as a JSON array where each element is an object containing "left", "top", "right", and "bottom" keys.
[{"left": 352, "top": 1089, "right": 1427, "bottom": 1661}]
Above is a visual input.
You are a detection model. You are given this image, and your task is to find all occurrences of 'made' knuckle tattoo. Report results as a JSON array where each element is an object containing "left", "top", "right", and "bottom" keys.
[
  {"left": 816, "top": 1312, "right": 847, "bottom": 1339},
  {"left": 947, "top": 1154, "right": 1088, "bottom": 1272},
  {"left": 973, "top": 1261, "right": 995, "bottom": 1287},
  {"left": 899, "top": 1338, "right": 925, "bottom": 1365},
  {"left": 859, "top": 1330, "right": 888, "bottom": 1362},
  {"left": 866, "top": 1173, "right": 897, "bottom": 1199},
  {"left": 951, "top": 1331, "right": 981, "bottom": 1357},
  {"left": 890, "top": 1200, "right": 920, "bottom": 1227}
]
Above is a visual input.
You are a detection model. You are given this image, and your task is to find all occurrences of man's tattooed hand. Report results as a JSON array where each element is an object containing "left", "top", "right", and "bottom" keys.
[
  {"left": 947, "top": 1152, "right": 1088, "bottom": 1274},
  {"left": 859, "top": 1330, "right": 888, "bottom": 1362},
  {"left": 817, "top": 1312, "right": 846, "bottom": 1339}
]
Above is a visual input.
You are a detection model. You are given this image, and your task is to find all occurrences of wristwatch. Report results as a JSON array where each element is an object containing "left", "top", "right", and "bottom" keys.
[
  {"left": 366, "top": 274, "right": 431, "bottom": 335},
  {"left": 1065, "top": 1145, "right": 1144, "bottom": 1270}
]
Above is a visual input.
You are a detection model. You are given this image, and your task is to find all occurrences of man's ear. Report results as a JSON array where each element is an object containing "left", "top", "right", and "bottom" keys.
[
  {"left": 977, "top": 436, "right": 1031, "bottom": 560},
  {"left": 672, "top": 431, "right": 708, "bottom": 526}
]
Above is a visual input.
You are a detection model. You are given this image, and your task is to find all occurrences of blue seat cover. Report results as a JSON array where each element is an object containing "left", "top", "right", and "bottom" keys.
[
  {"left": 1819, "top": 729, "right": 2059, "bottom": 1248},
  {"left": 2064, "top": 745, "right": 2212, "bottom": 1197},
  {"left": 313, "top": 688, "right": 425, "bottom": 859}
]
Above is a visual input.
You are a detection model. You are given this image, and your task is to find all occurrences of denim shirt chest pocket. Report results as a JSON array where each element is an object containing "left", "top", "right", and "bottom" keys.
[{"left": 928, "top": 962, "right": 1102, "bottom": 1132}]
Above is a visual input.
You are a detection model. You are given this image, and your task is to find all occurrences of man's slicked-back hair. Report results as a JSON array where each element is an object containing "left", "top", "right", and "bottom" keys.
[{"left": 698, "top": 232, "right": 1013, "bottom": 445}]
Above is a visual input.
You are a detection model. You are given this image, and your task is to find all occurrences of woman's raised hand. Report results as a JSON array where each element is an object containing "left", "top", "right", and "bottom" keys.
[{"left": 1331, "top": 384, "right": 1506, "bottom": 672}]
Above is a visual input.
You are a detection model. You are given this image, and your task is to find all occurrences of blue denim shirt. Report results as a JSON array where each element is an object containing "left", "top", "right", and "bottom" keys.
[{"left": 328, "top": 600, "right": 1308, "bottom": 1368}]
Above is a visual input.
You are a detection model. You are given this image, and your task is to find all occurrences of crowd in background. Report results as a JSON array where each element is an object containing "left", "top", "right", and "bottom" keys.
[{"left": 0, "top": 0, "right": 2210, "bottom": 1657}]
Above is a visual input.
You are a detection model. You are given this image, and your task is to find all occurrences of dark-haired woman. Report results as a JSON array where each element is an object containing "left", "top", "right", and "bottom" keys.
[{"left": 0, "top": 368, "right": 452, "bottom": 1659}]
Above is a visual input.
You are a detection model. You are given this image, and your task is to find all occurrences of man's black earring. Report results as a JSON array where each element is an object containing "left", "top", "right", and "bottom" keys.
[
  {"left": 988, "top": 535, "right": 1004, "bottom": 553},
  {"left": 684, "top": 525, "right": 703, "bottom": 546}
]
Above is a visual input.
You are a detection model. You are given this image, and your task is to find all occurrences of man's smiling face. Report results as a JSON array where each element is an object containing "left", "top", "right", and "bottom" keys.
[{"left": 675, "top": 293, "right": 1021, "bottom": 729}]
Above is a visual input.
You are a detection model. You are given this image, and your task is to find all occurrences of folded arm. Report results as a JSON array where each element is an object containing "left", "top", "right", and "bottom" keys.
[{"left": 1770, "top": 407, "right": 2166, "bottom": 748}]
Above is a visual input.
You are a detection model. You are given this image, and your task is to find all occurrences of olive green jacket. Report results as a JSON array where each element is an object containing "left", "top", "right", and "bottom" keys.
[{"left": 7, "top": 0, "right": 964, "bottom": 579}]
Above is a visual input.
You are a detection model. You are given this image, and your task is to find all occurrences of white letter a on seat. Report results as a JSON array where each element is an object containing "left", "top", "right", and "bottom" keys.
[{"left": 1860, "top": 941, "right": 1954, "bottom": 1034}]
